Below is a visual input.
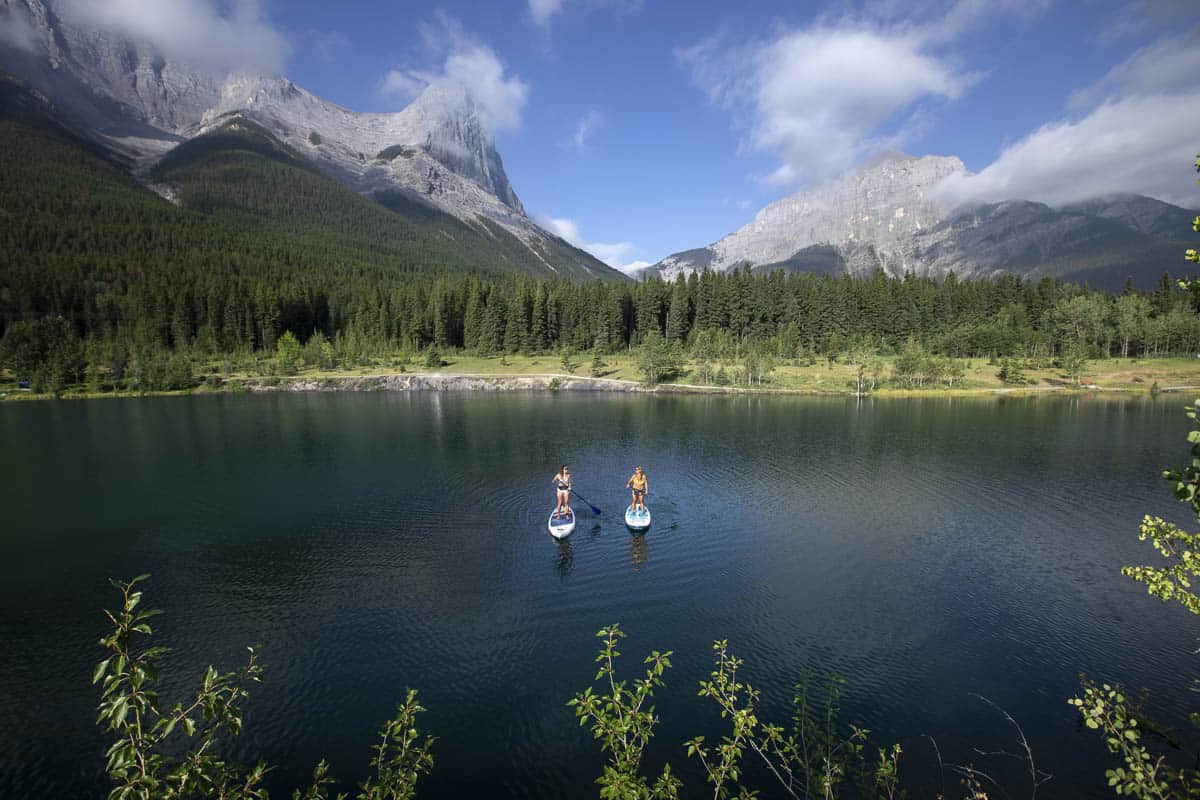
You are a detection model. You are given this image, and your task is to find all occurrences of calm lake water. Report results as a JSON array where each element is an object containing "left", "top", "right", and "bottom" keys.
[{"left": 1, "top": 392, "right": 1196, "bottom": 798}]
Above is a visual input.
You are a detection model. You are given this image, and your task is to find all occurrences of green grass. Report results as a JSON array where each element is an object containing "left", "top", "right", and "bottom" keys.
[
  {"left": 10, "top": 354, "right": 1200, "bottom": 401},
  {"left": 241, "top": 353, "right": 1200, "bottom": 394}
]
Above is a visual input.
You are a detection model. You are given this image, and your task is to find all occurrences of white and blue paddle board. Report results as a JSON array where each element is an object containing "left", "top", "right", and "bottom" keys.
[
  {"left": 624, "top": 504, "right": 651, "bottom": 531},
  {"left": 548, "top": 508, "right": 576, "bottom": 538}
]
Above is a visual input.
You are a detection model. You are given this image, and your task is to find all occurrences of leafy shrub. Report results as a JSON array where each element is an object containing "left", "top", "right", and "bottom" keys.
[{"left": 94, "top": 576, "right": 434, "bottom": 800}]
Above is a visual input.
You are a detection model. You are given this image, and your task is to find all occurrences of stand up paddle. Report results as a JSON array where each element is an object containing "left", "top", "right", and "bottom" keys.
[{"left": 572, "top": 489, "right": 602, "bottom": 515}]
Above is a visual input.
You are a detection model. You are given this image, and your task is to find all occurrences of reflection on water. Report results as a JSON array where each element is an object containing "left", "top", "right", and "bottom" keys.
[
  {"left": 0, "top": 392, "right": 1194, "bottom": 799},
  {"left": 554, "top": 539, "right": 573, "bottom": 578},
  {"left": 629, "top": 530, "right": 648, "bottom": 571}
]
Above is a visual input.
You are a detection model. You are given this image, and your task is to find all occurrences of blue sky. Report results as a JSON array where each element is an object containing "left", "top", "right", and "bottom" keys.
[{"left": 87, "top": 0, "right": 1200, "bottom": 270}]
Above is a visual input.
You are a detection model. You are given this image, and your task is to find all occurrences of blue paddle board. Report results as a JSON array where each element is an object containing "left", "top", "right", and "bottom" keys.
[
  {"left": 624, "top": 504, "right": 650, "bottom": 531},
  {"left": 549, "top": 508, "right": 576, "bottom": 538}
]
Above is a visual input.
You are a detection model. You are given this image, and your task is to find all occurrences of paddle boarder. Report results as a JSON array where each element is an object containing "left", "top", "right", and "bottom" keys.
[
  {"left": 626, "top": 466, "right": 648, "bottom": 515},
  {"left": 553, "top": 465, "right": 572, "bottom": 517}
]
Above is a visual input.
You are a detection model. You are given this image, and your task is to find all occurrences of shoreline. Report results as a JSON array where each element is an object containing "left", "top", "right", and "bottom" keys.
[{"left": 5, "top": 371, "right": 1199, "bottom": 402}]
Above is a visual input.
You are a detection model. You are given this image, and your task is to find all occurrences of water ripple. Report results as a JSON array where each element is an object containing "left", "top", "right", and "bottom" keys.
[{"left": 0, "top": 394, "right": 1193, "bottom": 799}]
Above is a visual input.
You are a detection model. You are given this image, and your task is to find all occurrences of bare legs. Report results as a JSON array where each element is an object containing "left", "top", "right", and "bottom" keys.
[{"left": 557, "top": 489, "right": 570, "bottom": 515}]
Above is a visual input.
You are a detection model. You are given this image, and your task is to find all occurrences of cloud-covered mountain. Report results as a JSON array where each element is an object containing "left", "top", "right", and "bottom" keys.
[
  {"left": 0, "top": 0, "right": 622, "bottom": 280},
  {"left": 650, "top": 153, "right": 1197, "bottom": 290}
]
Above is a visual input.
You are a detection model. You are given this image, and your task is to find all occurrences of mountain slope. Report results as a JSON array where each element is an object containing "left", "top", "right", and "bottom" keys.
[
  {"left": 148, "top": 115, "right": 613, "bottom": 279},
  {"left": 0, "top": 78, "right": 602, "bottom": 294},
  {"left": 0, "top": 0, "right": 622, "bottom": 280},
  {"left": 1061, "top": 195, "right": 1197, "bottom": 239},
  {"left": 652, "top": 153, "right": 1195, "bottom": 291},
  {"left": 914, "top": 200, "right": 1190, "bottom": 288}
]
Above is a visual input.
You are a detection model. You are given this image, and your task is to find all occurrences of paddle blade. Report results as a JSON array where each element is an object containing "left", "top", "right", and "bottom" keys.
[{"left": 589, "top": 504, "right": 602, "bottom": 515}]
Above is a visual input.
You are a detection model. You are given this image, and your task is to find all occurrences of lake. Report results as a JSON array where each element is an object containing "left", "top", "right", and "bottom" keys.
[{"left": 0, "top": 391, "right": 1195, "bottom": 798}]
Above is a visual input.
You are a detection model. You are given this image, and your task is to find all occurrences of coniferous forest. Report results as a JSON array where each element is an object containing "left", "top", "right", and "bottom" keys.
[{"left": 7, "top": 253, "right": 1200, "bottom": 394}]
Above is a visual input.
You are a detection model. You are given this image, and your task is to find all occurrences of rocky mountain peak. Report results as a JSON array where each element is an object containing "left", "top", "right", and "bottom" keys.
[
  {"left": 1, "top": 0, "right": 527, "bottom": 215},
  {"left": 1, "top": 0, "right": 215, "bottom": 154},
  {"left": 400, "top": 80, "right": 522, "bottom": 213},
  {"left": 698, "top": 152, "right": 966, "bottom": 276},
  {"left": 404, "top": 80, "right": 476, "bottom": 125},
  {"left": 652, "top": 151, "right": 1195, "bottom": 290},
  {"left": 0, "top": 0, "right": 620, "bottom": 277}
]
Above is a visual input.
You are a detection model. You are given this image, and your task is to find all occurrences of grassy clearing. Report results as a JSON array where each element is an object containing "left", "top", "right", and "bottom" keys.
[
  {"left": 401, "top": 353, "right": 1200, "bottom": 393},
  {"left": 7, "top": 353, "right": 1200, "bottom": 401}
]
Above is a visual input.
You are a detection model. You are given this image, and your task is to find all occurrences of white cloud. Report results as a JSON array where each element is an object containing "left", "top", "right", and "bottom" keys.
[
  {"left": 569, "top": 110, "right": 604, "bottom": 152},
  {"left": 679, "top": 20, "right": 975, "bottom": 186},
  {"left": 620, "top": 260, "right": 653, "bottom": 276},
  {"left": 527, "top": 0, "right": 642, "bottom": 30},
  {"left": 529, "top": 0, "right": 564, "bottom": 27},
  {"left": 938, "top": 29, "right": 1200, "bottom": 208},
  {"left": 380, "top": 14, "right": 528, "bottom": 135},
  {"left": 682, "top": 3, "right": 1197, "bottom": 209},
  {"left": 919, "top": 0, "right": 1050, "bottom": 44},
  {"left": 1094, "top": 0, "right": 1198, "bottom": 42},
  {"left": 380, "top": 70, "right": 428, "bottom": 101},
  {"left": 1069, "top": 29, "right": 1200, "bottom": 110},
  {"left": 537, "top": 215, "right": 585, "bottom": 243},
  {"left": 586, "top": 241, "right": 637, "bottom": 266},
  {"left": 535, "top": 214, "right": 648, "bottom": 274},
  {"left": 677, "top": 1, "right": 1058, "bottom": 187},
  {"left": 937, "top": 94, "right": 1200, "bottom": 207},
  {"left": 58, "top": 0, "right": 290, "bottom": 75}
]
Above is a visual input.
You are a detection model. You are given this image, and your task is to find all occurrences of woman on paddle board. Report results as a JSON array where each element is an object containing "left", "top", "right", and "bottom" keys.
[
  {"left": 626, "top": 466, "right": 648, "bottom": 513},
  {"left": 553, "top": 466, "right": 572, "bottom": 517}
]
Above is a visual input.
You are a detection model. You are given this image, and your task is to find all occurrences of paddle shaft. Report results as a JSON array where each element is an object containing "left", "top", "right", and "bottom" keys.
[{"left": 571, "top": 489, "right": 602, "bottom": 515}]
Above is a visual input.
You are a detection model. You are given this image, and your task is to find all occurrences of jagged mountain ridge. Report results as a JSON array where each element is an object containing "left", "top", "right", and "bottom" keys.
[
  {"left": 0, "top": 0, "right": 620, "bottom": 280},
  {"left": 198, "top": 75, "right": 524, "bottom": 217},
  {"left": 652, "top": 153, "right": 1196, "bottom": 290},
  {"left": 0, "top": 74, "right": 609, "bottom": 283}
]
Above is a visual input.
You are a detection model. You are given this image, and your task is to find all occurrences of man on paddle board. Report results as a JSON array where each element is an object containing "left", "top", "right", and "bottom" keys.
[
  {"left": 553, "top": 466, "right": 572, "bottom": 517},
  {"left": 626, "top": 466, "right": 648, "bottom": 514}
]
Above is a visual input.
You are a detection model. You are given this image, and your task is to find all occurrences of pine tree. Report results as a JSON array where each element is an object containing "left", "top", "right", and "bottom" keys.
[
  {"left": 590, "top": 349, "right": 605, "bottom": 377},
  {"left": 530, "top": 284, "right": 548, "bottom": 352},
  {"left": 665, "top": 279, "right": 691, "bottom": 343},
  {"left": 504, "top": 283, "right": 530, "bottom": 353},
  {"left": 276, "top": 330, "right": 302, "bottom": 375}
]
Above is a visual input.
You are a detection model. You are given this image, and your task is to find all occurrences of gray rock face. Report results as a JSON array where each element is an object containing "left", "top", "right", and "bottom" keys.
[
  {"left": 912, "top": 198, "right": 1191, "bottom": 288},
  {"left": 713, "top": 152, "right": 965, "bottom": 275},
  {"left": 197, "top": 75, "right": 524, "bottom": 218},
  {"left": 653, "top": 153, "right": 1196, "bottom": 289},
  {"left": 655, "top": 152, "right": 964, "bottom": 279},
  {"left": 0, "top": 0, "right": 614, "bottom": 278},
  {"left": 1060, "top": 195, "right": 1196, "bottom": 239},
  {"left": 0, "top": 0, "right": 207, "bottom": 158}
]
